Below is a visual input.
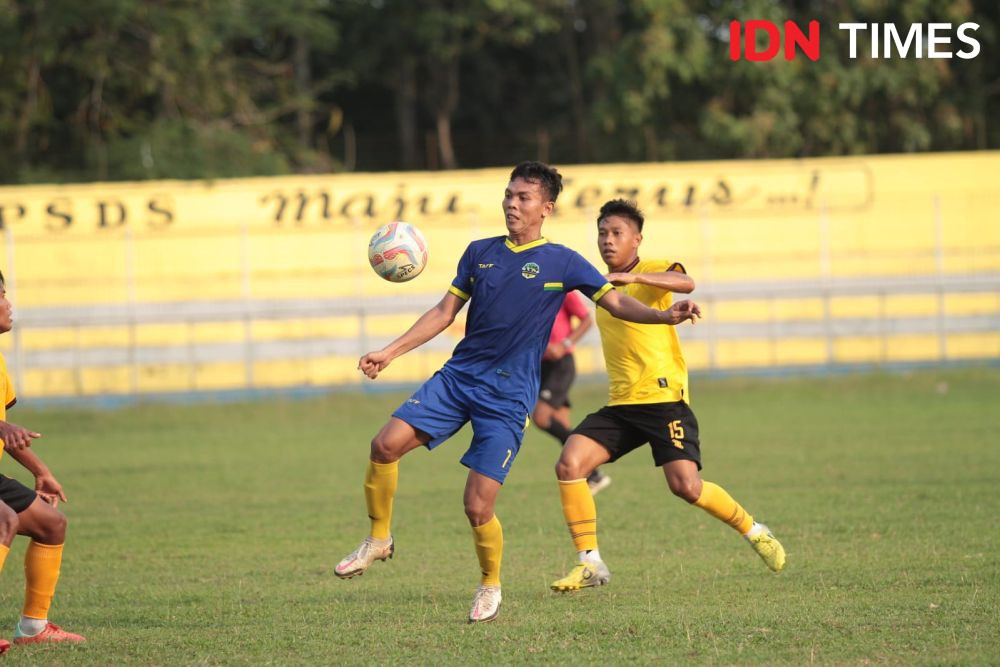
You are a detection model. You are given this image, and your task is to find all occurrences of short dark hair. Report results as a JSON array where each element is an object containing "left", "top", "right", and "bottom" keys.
[
  {"left": 509, "top": 161, "right": 563, "bottom": 202},
  {"left": 0, "top": 270, "right": 5, "bottom": 289},
  {"left": 598, "top": 199, "right": 644, "bottom": 232}
]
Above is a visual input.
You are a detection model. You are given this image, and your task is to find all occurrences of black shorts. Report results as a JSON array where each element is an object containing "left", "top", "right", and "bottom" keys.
[
  {"left": 0, "top": 474, "right": 38, "bottom": 513},
  {"left": 572, "top": 401, "right": 702, "bottom": 469},
  {"left": 539, "top": 355, "right": 576, "bottom": 409}
]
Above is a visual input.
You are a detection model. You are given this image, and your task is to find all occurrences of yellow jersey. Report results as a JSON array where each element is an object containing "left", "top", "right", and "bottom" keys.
[
  {"left": 596, "top": 259, "right": 689, "bottom": 405},
  {"left": 0, "top": 353, "right": 16, "bottom": 461}
]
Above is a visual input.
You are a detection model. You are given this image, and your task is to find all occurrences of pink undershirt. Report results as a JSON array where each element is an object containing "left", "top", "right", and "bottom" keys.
[{"left": 548, "top": 290, "right": 590, "bottom": 346}]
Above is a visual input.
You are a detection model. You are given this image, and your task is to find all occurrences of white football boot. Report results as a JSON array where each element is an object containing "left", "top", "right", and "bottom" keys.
[
  {"left": 334, "top": 536, "right": 394, "bottom": 578},
  {"left": 468, "top": 585, "right": 502, "bottom": 623}
]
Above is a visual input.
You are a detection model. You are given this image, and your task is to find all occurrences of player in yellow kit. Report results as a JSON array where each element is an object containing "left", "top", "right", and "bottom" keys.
[
  {"left": 549, "top": 200, "right": 786, "bottom": 591},
  {"left": 0, "top": 271, "right": 85, "bottom": 649}
]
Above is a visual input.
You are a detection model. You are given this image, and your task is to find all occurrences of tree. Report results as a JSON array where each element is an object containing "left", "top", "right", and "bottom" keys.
[{"left": 0, "top": 0, "right": 995, "bottom": 182}]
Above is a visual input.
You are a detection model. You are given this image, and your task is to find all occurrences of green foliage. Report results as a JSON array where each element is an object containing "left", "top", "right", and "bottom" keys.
[
  {"left": 0, "top": 0, "right": 342, "bottom": 181},
  {"left": 103, "top": 119, "right": 291, "bottom": 180},
  {"left": 0, "top": 369, "right": 996, "bottom": 663},
  {"left": 0, "top": 0, "right": 996, "bottom": 181}
]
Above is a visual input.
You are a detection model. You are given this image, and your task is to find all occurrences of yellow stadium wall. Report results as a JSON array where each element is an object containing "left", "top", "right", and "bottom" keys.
[{"left": 1, "top": 151, "right": 997, "bottom": 399}]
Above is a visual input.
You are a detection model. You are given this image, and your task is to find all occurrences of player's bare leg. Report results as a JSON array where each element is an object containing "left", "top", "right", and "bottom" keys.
[
  {"left": 534, "top": 404, "right": 611, "bottom": 495},
  {"left": 551, "top": 435, "right": 612, "bottom": 591},
  {"left": 663, "top": 460, "right": 786, "bottom": 572},
  {"left": 0, "top": 504, "right": 14, "bottom": 653},
  {"left": 532, "top": 400, "right": 573, "bottom": 446},
  {"left": 13, "top": 497, "right": 85, "bottom": 644},
  {"left": 0, "top": 501, "right": 17, "bottom": 558},
  {"left": 662, "top": 459, "right": 702, "bottom": 503},
  {"left": 575, "top": 407, "right": 611, "bottom": 494},
  {"left": 335, "top": 418, "right": 428, "bottom": 579},
  {"left": 552, "top": 406, "right": 571, "bottom": 430},
  {"left": 464, "top": 470, "right": 503, "bottom": 623},
  {"left": 531, "top": 400, "right": 556, "bottom": 432}
]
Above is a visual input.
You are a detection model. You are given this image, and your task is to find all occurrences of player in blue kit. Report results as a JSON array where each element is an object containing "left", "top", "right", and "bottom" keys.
[{"left": 334, "top": 162, "right": 701, "bottom": 623}]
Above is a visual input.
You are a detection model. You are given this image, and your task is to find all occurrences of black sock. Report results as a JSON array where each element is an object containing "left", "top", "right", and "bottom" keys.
[{"left": 542, "top": 420, "right": 572, "bottom": 445}]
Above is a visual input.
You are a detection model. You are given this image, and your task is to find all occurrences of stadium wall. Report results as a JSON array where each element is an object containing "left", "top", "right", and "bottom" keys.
[{"left": 1, "top": 152, "right": 997, "bottom": 401}]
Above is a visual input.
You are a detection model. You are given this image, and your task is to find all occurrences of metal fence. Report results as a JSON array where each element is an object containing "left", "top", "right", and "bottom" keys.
[
  {"left": 7, "top": 271, "right": 998, "bottom": 401},
  {"left": 3, "top": 184, "right": 998, "bottom": 401}
]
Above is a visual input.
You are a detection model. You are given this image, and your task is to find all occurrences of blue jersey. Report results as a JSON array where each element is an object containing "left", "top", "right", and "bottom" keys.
[{"left": 444, "top": 236, "right": 613, "bottom": 411}]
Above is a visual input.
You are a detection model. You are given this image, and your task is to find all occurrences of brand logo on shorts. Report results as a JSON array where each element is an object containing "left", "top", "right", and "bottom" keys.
[
  {"left": 407, "top": 399, "right": 421, "bottom": 405},
  {"left": 521, "top": 262, "right": 540, "bottom": 279}
]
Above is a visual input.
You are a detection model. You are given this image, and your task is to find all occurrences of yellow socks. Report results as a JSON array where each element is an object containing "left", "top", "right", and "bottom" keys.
[
  {"left": 23, "top": 541, "right": 63, "bottom": 620},
  {"left": 0, "top": 543, "right": 8, "bottom": 574},
  {"left": 559, "top": 479, "right": 598, "bottom": 552},
  {"left": 694, "top": 481, "right": 754, "bottom": 535},
  {"left": 471, "top": 515, "right": 503, "bottom": 586},
  {"left": 364, "top": 460, "right": 398, "bottom": 540}
]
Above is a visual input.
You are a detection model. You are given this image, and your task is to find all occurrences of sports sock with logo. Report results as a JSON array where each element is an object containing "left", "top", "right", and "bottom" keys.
[
  {"left": 559, "top": 478, "right": 598, "bottom": 552},
  {"left": 23, "top": 541, "right": 62, "bottom": 622},
  {"left": 364, "top": 460, "right": 398, "bottom": 540},
  {"left": 694, "top": 481, "right": 754, "bottom": 535},
  {"left": 471, "top": 515, "right": 503, "bottom": 586}
]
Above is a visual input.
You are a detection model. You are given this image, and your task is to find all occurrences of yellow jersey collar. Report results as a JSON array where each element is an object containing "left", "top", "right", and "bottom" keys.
[{"left": 505, "top": 237, "right": 548, "bottom": 253}]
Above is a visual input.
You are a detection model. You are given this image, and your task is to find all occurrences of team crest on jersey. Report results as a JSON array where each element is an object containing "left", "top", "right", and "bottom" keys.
[{"left": 521, "top": 262, "right": 540, "bottom": 279}]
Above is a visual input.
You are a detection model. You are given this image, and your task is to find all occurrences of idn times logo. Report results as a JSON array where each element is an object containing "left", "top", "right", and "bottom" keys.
[{"left": 729, "top": 20, "right": 982, "bottom": 61}]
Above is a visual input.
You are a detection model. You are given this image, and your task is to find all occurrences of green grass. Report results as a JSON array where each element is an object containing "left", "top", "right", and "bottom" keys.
[{"left": 0, "top": 368, "right": 997, "bottom": 665}]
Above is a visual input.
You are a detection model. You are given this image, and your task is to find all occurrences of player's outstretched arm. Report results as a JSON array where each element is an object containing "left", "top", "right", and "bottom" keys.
[
  {"left": 358, "top": 291, "right": 467, "bottom": 379},
  {"left": 6, "top": 446, "right": 66, "bottom": 507},
  {"left": 0, "top": 419, "right": 41, "bottom": 452},
  {"left": 605, "top": 269, "right": 695, "bottom": 293},
  {"left": 597, "top": 289, "right": 701, "bottom": 326}
]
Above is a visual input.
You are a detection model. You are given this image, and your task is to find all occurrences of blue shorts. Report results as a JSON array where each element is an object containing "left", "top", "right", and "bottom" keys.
[{"left": 392, "top": 371, "right": 530, "bottom": 484}]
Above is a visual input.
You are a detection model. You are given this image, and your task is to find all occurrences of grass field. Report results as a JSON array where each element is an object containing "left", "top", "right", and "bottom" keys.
[{"left": 0, "top": 368, "right": 996, "bottom": 665}]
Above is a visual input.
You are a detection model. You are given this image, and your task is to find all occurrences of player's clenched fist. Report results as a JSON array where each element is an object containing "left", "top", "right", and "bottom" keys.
[{"left": 358, "top": 350, "right": 393, "bottom": 379}]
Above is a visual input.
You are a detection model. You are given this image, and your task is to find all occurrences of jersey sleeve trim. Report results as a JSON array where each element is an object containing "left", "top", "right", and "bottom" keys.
[
  {"left": 590, "top": 283, "right": 614, "bottom": 302},
  {"left": 5, "top": 398, "right": 15, "bottom": 410},
  {"left": 448, "top": 285, "right": 471, "bottom": 301},
  {"left": 667, "top": 261, "right": 687, "bottom": 274}
]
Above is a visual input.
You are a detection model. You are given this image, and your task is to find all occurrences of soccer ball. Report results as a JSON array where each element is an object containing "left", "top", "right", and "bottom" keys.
[{"left": 367, "top": 222, "right": 429, "bottom": 283}]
